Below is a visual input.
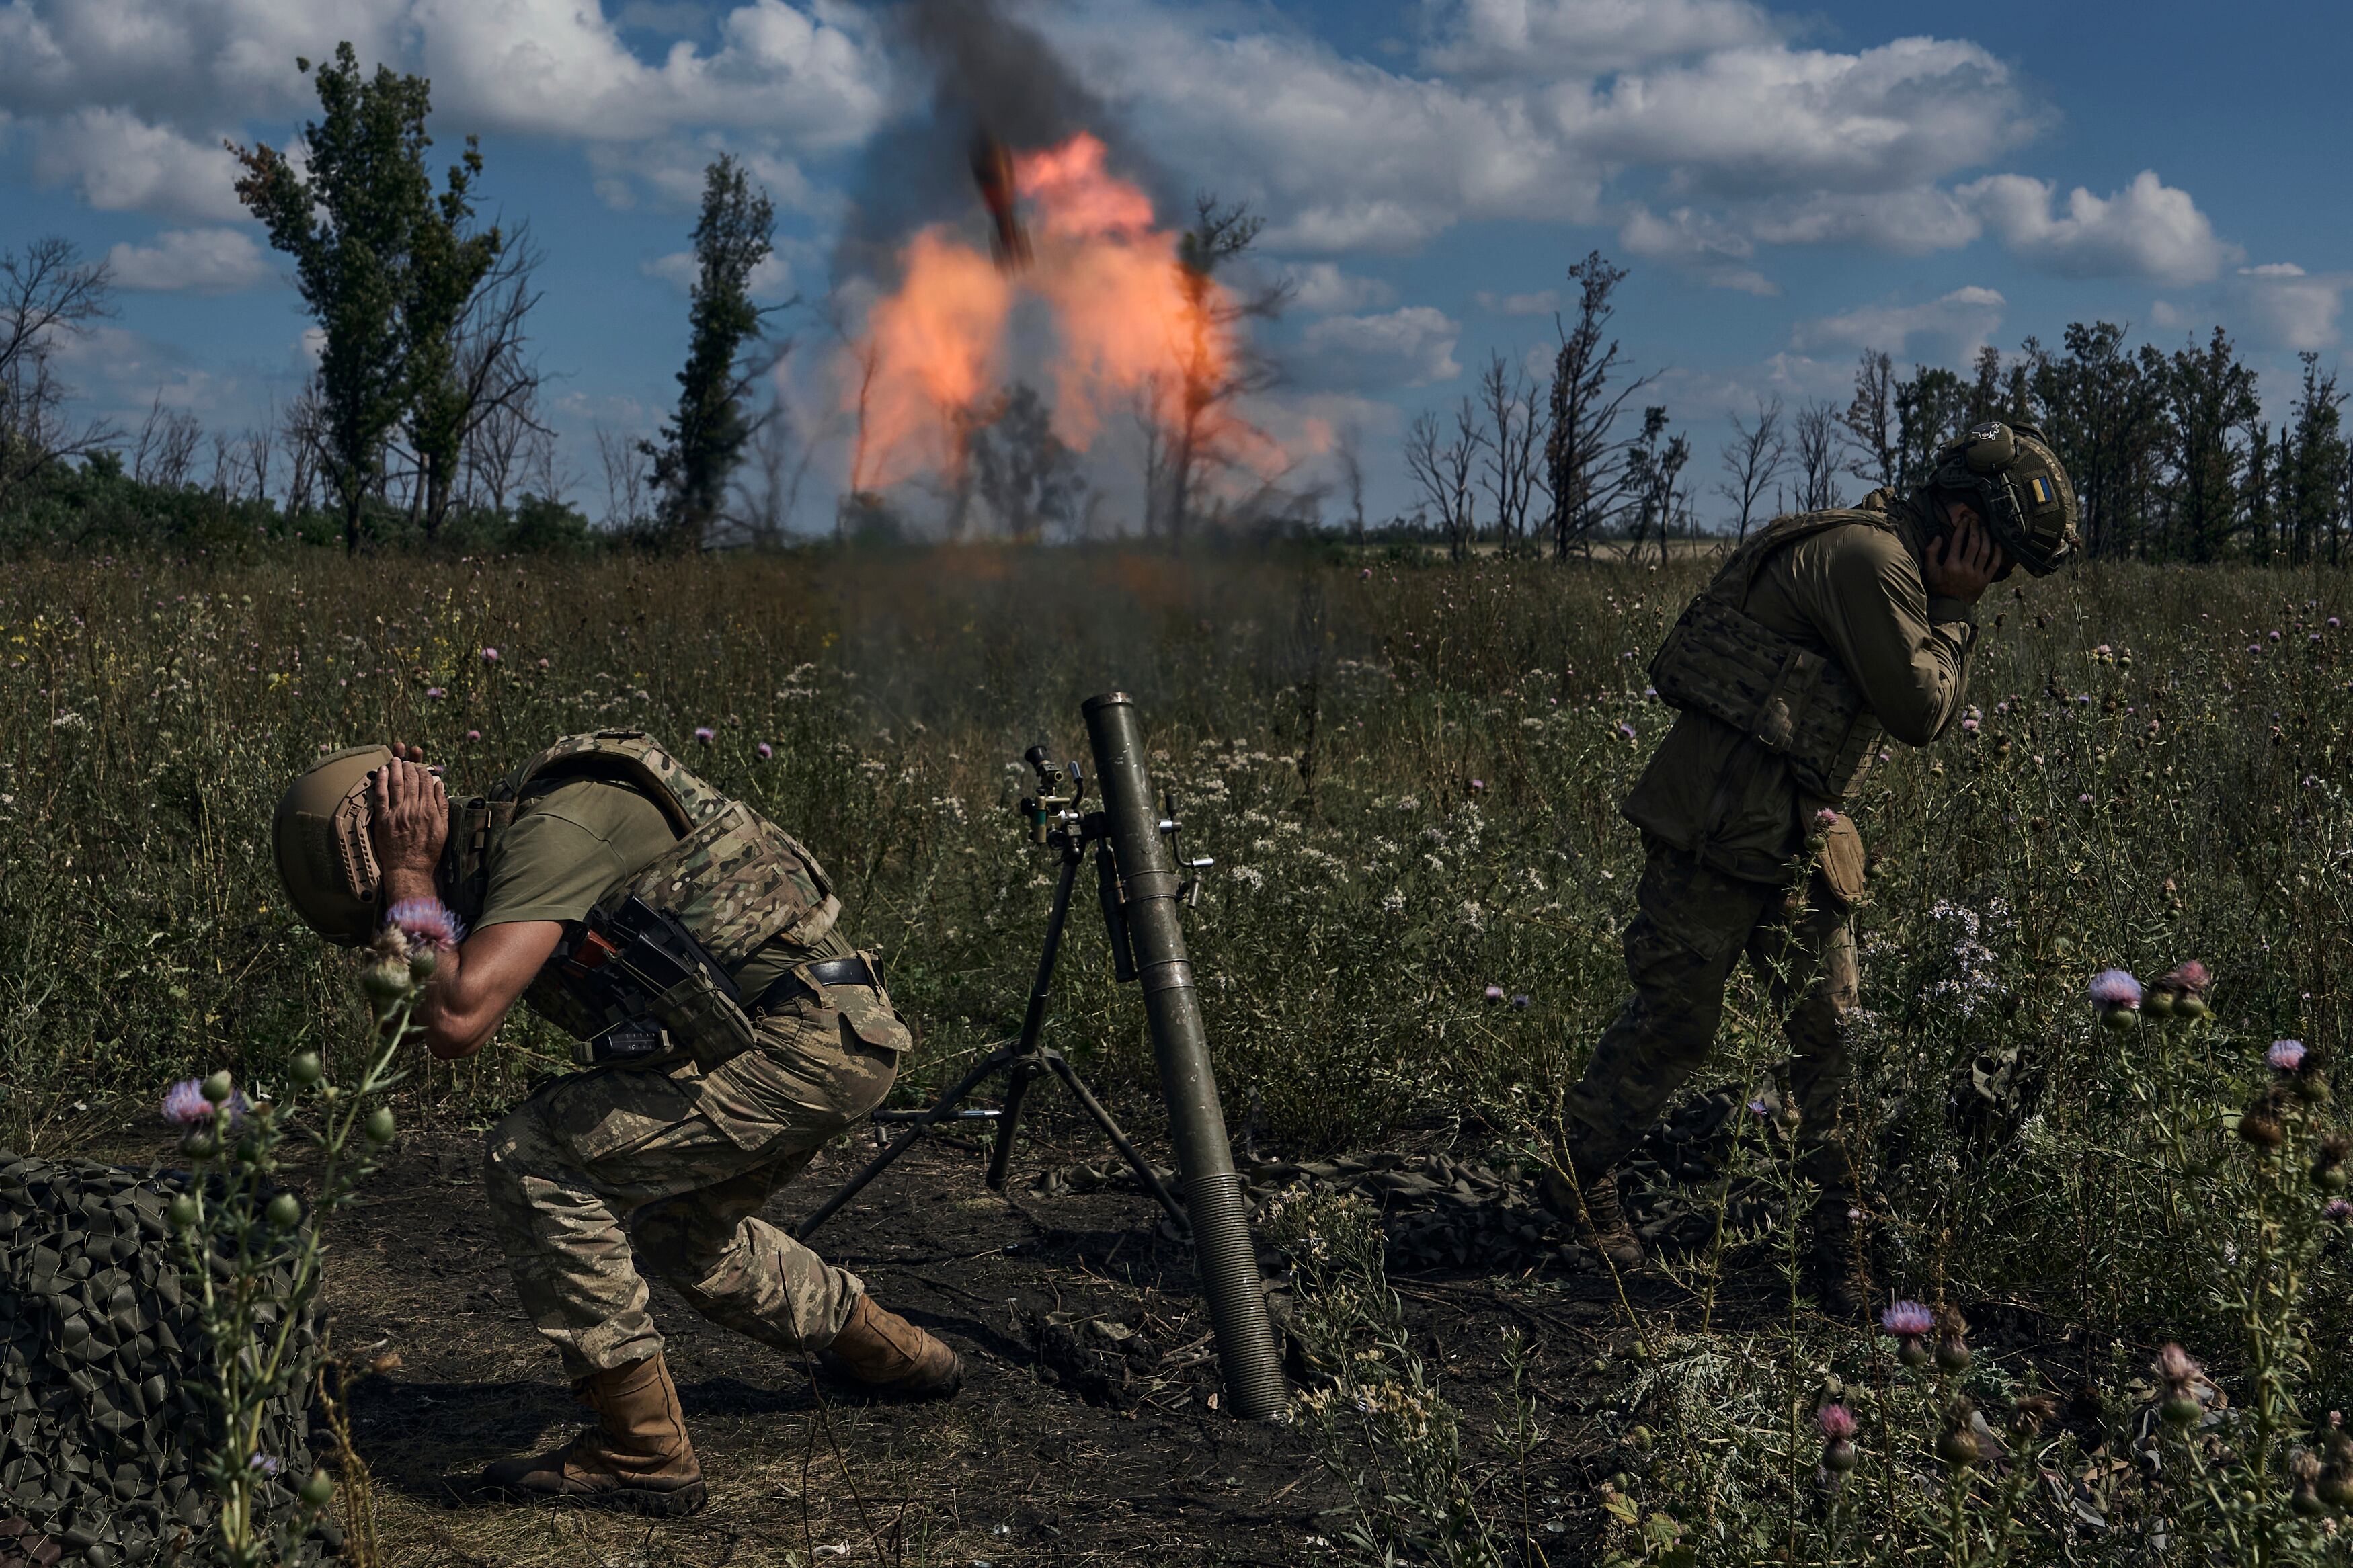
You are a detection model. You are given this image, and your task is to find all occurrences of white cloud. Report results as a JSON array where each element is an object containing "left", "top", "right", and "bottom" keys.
[
  {"left": 1793, "top": 286, "right": 2006, "bottom": 356},
  {"left": 2232, "top": 263, "right": 2346, "bottom": 352},
  {"left": 1422, "top": 0, "right": 1782, "bottom": 78},
  {"left": 1961, "top": 170, "right": 2236, "bottom": 285},
  {"left": 1747, "top": 187, "right": 1981, "bottom": 255},
  {"left": 1295, "top": 306, "right": 1463, "bottom": 390},
  {"left": 1475, "top": 288, "right": 1562, "bottom": 316},
  {"left": 2151, "top": 299, "right": 2185, "bottom": 330},
  {"left": 105, "top": 227, "right": 273, "bottom": 294},
  {"left": 640, "top": 249, "right": 793, "bottom": 300},
  {"left": 30, "top": 108, "right": 246, "bottom": 221},
  {"left": 1283, "top": 263, "right": 1398, "bottom": 315},
  {"left": 1618, "top": 205, "right": 1777, "bottom": 294}
]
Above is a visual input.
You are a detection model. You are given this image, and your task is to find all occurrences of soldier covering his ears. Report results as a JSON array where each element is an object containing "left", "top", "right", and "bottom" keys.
[
  {"left": 1544, "top": 421, "right": 2081, "bottom": 1312},
  {"left": 273, "top": 730, "right": 961, "bottom": 1517}
]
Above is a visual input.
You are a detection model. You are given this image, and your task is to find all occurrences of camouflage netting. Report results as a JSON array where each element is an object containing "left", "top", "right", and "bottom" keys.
[{"left": 0, "top": 1152, "right": 327, "bottom": 1567}]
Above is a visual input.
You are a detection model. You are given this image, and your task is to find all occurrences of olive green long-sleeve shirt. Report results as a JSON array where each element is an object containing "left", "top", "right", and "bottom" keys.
[{"left": 1622, "top": 488, "right": 1978, "bottom": 883}]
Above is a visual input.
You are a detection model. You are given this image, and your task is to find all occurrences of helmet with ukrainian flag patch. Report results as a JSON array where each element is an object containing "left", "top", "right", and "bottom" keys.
[{"left": 1924, "top": 420, "right": 2078, "bottom": 577}]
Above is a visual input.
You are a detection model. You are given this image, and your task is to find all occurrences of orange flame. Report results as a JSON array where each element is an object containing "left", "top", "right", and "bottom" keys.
[{"left": 842, "top": 132, "right": 1246, "bottom": 495}]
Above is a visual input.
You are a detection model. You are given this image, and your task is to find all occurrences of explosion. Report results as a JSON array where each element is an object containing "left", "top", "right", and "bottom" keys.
[{"left": 842, "top": 132, "right": 1242, "bottom": 497}]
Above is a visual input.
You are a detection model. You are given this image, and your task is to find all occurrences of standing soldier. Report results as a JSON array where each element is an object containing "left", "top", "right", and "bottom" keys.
[
  {"left": 1544, "top": 421, "right": 2080, "bottom": 1310},
  {"left": 273, "top": 729, "right": 961, "bottom": 1518}
]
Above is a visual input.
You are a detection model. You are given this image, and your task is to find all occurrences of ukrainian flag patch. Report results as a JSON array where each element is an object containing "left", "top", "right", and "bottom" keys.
[{"left": 2028, "top": 475, "right": 2055, "bottom": 507}]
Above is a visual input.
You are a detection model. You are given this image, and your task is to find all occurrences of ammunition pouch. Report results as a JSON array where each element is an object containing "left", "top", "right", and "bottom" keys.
[{"left": 551, "top": 897, "right": 759, "bottom": 1073}]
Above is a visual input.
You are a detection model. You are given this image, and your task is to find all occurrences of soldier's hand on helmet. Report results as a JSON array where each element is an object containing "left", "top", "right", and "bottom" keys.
[
  {"left": 366, "top": 748, "right": 448, "bottom": 878},
  {"left": 1923, "top": 511, "right": 2005, "bottom": 605}
]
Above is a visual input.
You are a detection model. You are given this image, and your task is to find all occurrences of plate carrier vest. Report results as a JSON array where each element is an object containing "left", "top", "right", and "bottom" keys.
[
  {"left": 1646, "top": 507, "right": 1895, "bottom": 802},
  {"left": 442, "top": 730, "right": 842, "bottom": 1065}
]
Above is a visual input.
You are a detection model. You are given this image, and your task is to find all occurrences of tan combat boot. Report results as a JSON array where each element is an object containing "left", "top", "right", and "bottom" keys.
[
  {"left": 1540, "top": 1161, "right": 1644, "bottom": 1271},
  {"left": 822, "top": 1292, "right": 964, "bottom": 1399},
  {"left": 479, "top": 1352, "right": 705, "bottom": 1516}
]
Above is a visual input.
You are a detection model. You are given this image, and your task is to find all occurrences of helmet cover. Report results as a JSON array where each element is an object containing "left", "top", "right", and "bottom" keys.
[{"left": 1923, "top": 421, "right": 2079, "bottom": 576}]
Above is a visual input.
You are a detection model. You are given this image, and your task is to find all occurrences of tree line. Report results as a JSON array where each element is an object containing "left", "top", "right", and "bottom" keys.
[
  {"left": 0, "top": 42, "right": 779, "bottom": 556},
  {"left": 1408, "top": 249, "right": 2350, "bottom": 567}
]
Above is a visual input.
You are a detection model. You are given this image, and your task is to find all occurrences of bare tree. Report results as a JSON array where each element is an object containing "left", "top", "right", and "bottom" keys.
[
  {"left": 1716, "top": 395, "right": 1787, "bottom": 539},
  {"left": 1476, "top": 350, "right": 1543, "bottom": 554},
  {"left": 0, "top": 237, "right": 118, "bottom": 505},
  {"left": 1841, "top": 349, "right": 1897, "bottom": 492},
  {"left": 280, "top": 388, "right": 325, "bottom": 517},
  {"left": 1792, "top": 399, "right": 1843, "bottom": 511},
  {"left": 1405, "top": 399, "right": 1481, "bottom": 561},
  {"left": 242, "top": 402, "right": 276, "bottom": 505},
  {"left": 595, "top": 423, "right": 649, "bottom": 530},
  {"left": 1152, "top": 196, "right": 1293, "bottom": 544},
  {"left": 1543, "top": 251, "right": 1656, "bottom": 559},
  {"left": 1332, "top": 421, "right": 1367, "bottom": 544},
  {"left": 448, "top": 224, "right": 551, "bottom": 523},
  {"left": 730, "top": 380, "right": 822, "bottom": 547},
  {"left": 132, "top": 395, "right": 203, "bottom": 489}
]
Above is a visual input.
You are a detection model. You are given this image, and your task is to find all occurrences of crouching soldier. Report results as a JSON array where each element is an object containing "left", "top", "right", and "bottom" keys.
[
  {"left": 273, "top": 729, "right": 961, "bottom": 1517},
  {"left": 1544, "top": 422, "right": 2080, "bottom": 1311}
]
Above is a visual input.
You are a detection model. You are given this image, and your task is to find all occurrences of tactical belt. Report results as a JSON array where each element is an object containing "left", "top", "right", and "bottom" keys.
[{"left": 752, "top": 954, "right": 882, "bottom": 1017}]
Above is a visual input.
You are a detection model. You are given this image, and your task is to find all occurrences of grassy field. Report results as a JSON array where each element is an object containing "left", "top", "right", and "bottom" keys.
[{"left": 4, "top": 542, "right": 2352, "bottom": 1563}]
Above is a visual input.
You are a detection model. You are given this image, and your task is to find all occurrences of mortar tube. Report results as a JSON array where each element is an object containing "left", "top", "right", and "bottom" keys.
[{"left": 1082, "top": 692, "right": 1290, "bottom": 1422}]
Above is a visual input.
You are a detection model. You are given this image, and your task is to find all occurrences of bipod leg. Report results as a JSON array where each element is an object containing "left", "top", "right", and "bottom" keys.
[
  {"left": 794, "top": 1042, "right": 1019, "bottom": 1241},
  {"left": 985, "top": 1057, "right": 1044, "bottom": 1192},
  {"left": 1040, "top": 1048, "right": 1190, "bottom": 1237}
]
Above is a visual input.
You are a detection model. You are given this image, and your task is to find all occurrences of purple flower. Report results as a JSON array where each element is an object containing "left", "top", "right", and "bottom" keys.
[
  {"left": 465, "top": 729, "right": 481, "bottom": 742},
  {"left": 424, "top": 686, "right": 446, "bottom": 700},
  {"left": 1882, "top": 1300, "right": 1935, "bottom": 1339},
  {"left": 2162, "top": 960, "right": 2210, "bottom": 997},
  {"left": 2330, "top": 617, "right": 2342, "bottom": 630},
  {"left": 249, "top": 1453, "right": 282, "bottom": 1477},
  {"left": 1483, "top": 985, "right": 1505, "bottom": 1003},
  {"left": 161, "top": 1080, "right": 211, "bottom": 1128},
  {"left": 2270, "top": 630, "right": 2282, "bottom": 641},
  {"left": 1470, "top": 778, "right": 1485, "bottom": 792},
  {"left": 1961, "top": 716, "right": 1979, "bottom": 732},
  {"left": 694, "top": 727, "right": 716, "bottom": 743},
  {"left": 2093, "top": 643, "right": 2111, "bottom": 656},
  {"left": 2153, "top": 1342, "right": 2201, "bottom": 1391},
  {"left": 1814, "top": 807, "right": 1839, "bottom": 829},
  {"left": 1512, "top": 993, "right": 1531, "bottom": 1009},
  {"left": 1747, "top": 1097, "right": 1770, "bottom": 1116},
  {"left": 1616, "top": 722, "right": 1636, "bottom": 741},
  {"left": 756, "top": 741, "right": 774, "bottom": 760},
  {"left": 2269, "top": 1039, "right": 2308, "bottom": 1073},
  {"left": 2089, "top": 969, "right": 2143, "bottom": 1009},
  {"left": 536, "top": 657, "right": 550, "bottom": 669},
  {"left": 1817, "top": 1403, "right": 1857, "bottom": 1440},
  {"left": 2326, "top": 1199, "right": 2353, "bottom": 1225},
  {"left": 2078, "top": 793, "right": 2093, "bottom": 804},
  {"left": 481, "top": 647, "right": 500, "bottom": 663},
  {"left": 388, "top": 898, "right": 465, "bottom": 952}
]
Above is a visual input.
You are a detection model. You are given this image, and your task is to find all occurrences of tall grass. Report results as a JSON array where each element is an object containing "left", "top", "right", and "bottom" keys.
[{"left": 1, "top": 546, "right": 2348, "bottom": 1385}]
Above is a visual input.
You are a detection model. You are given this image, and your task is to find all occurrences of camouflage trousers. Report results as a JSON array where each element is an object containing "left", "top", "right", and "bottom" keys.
[
  {"left": 484, "top": 1001, "right": 902, "bottom": 1379},
  {"left": 1560, "top": 835, "right": 1861, "bottom": 1200}
]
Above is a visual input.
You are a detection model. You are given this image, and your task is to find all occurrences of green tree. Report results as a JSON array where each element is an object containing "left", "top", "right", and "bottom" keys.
[
  {"left": 2026, "top": 323, "right": 2165, "bottom": 559},
  {"left": 2279, "top": 350, "right": 2346, "bottom": 566},
  {"left": 401, "top": 144, "right": 501, "bottom": 539},
  {"left": 1894, "top": 362, "right": 1966, "bottom": 490},
  {"left": 2159, "top": 325, "right": 2261, "bottom": 562},
  {"left": 231, "top": 44, "right": 465, "bottom": 553},
  {"left": 643, "top": 155, "right": 779, "bottom": 553}
]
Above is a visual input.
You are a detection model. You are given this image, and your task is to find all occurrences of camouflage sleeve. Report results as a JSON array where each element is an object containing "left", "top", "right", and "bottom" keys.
[{"left": 1809, "top": 530, "right": 1976, "bottom": 748}]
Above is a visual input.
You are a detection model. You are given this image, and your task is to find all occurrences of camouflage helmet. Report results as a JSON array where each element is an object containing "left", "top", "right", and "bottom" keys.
[
  {"left": 272, "top": 744, "right": 394, "bottom": 947},
  {"left": 1923, "top": 420, "right": 2079, "bottom": 577}
]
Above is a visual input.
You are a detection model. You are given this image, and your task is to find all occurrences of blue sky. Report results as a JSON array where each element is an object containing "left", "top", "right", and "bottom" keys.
[{"left": 3, "top": 0, "right": 2346, "bottom": 532}]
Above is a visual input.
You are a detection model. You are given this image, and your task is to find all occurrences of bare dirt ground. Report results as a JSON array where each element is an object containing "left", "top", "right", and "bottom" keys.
[{"left": 81, "top": 1106, "right": 1654, "bottom": 1568}]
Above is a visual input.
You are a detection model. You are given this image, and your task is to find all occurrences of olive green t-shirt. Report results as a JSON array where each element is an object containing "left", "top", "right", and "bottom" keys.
[{"left": 476, "top": 776, "right": 842, "bottom": 997}]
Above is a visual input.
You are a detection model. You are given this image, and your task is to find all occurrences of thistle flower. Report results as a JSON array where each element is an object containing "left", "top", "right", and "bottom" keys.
[
  {"left": 2009, "top": 1393, "right": 2059, "bottom": 1435},
  {"left": 161, "top": 1079, "right": 211, "bottom": 1128},
  {"left": 536, "top": 657, "right": 550, "bottom": 669},
  {"left": 2327, "top": 1199, "right": 2353, "bottom": 1224},
  {"left": 1936, "top": 1309, "right": 1974, "bottom": 1372},
  {"left": 1616, "top": 722, "right": 1636, "bottom": 741},
  {"left": 465, "top": 729, "right": 481, "bottom": 742},
  {"left": 249, "top": 1453, "right": 282, "bottom": 1477},
  {"left": 756, "top": 741, "right": 774, "bottom": 760},
  {"left": 1817, "top": 1403, "right": 1857, "bottom": 1441},
  {"left": 1469, "top": 778, "right": 1485, "bottom": 792},
  {"left": 2271, "top": 1039, "right": 2309, "bottom": 1073},
  {"left": 694, "top": 726, "right": 716, "bottom": 743},
  {"left": 2089, "top": 968, "right": 2142, "bottom": 1028},
  {"left": 424, "top": 686, "right": 446, "bottom": 700},
  {"left": 481, "top": 647, "right": 499, "bottom": 663},
  {"left": 1884, "top": 1299, "right": 1935, "bottom": 1366},
  {"left": 1936, "top": 1400, "right": 1982, "bottom": 1469},
  {"left": 1814, "top": 807, "right": 1839, "bottom": 829},
  {"left": 2163, "top": 960, "right": 2210, "bottom": 997},
  {"left": 1512, "top": 993, "right": 1531, "bottom": 1009},
  {"left": 387, "top": 897, "right": 464, "bottom": 952},
  {"left": 1483, "top": 985, "right": 1505, "bottom": 1003}
]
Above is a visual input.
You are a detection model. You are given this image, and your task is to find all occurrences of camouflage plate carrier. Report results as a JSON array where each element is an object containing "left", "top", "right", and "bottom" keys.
[
  {"left": 1647, "top": 509, "right": 1892, "bottom": 802},
  {"left": 442, "top": 731, "right": 843, "bottom": 1070}
]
